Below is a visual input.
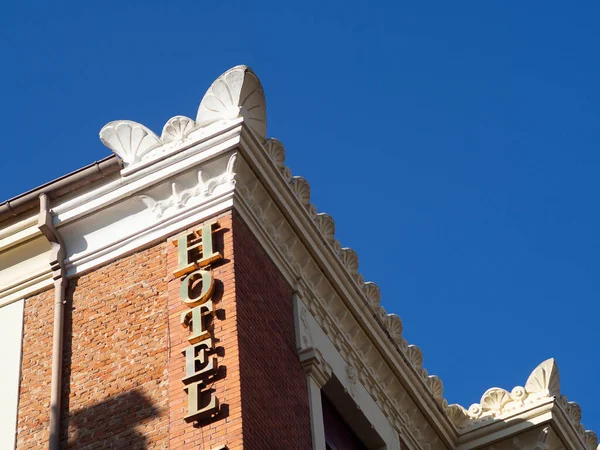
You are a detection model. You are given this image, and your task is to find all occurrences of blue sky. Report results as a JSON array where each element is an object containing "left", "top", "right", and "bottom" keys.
[{"left": 2, "top": 1, "right": 599, "bottom": 430}]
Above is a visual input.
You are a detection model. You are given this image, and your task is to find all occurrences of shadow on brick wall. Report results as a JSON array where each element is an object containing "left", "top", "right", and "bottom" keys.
[
  {"left": 60, "top": 389, "right": 160, "bottom": 449},
  {"left": 59, "top": 279, "right": 163, "bottom": 449}
]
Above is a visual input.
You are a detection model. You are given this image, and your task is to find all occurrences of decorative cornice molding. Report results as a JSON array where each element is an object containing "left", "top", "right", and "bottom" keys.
[
  {"left": 197, "top": 65, "right": 266, "bottom": 140},
  {"left": 488, "top": 426, "right": 564, "bottom": 450},
  {"left": 233, "top": 160, "right": 449, "bottom": 449},
  {"left": 99, "top": 120, "right": 161, "bottom": 166},
  {"left": 299, "top": 347, "right": 332, "bottom": 388},
  {"left": 345, "top": 364, "right": 359, "bottom": 401},
  {"left": 138, "top": 154, "right": 237, "bottom": 219},
  {"left": 253, "top": 134, "right": 454, "bottom": 428},
  {"left": 450, "top": 359, "right": 599, "bottom": 450},
  {"left": 234, "top": 91, "right": 598, "bottom": 449},
  {"left": 100, "top": 65, "right": 265, "bottom": 169}
]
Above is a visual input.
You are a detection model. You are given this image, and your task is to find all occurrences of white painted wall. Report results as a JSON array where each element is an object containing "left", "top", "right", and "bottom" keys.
[{"left": 0, "top": 300, "right": 25, "bottom": 449}]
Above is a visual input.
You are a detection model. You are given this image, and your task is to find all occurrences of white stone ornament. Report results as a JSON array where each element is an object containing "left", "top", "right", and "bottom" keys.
[
  {"left": 524, "top": 357, "right": 560, "bottom": 398},
  {"left": 99, "top": 120, "right": 161, "bottom": 165},
  {"left": 100, "top": 65, "right": 266, "bottom": 168},
  {"left": 385, "top": 314, "right": 403, "bottom": 341},
  {"left": 138, "top": 153, "right": 237, "bottom": 219},
  {"left": 315, "top": 213, "right": 336, "bottom": 243},
  {"left": 362, "top": 282, "right": 381, "bottom": 310},
  {"left": 290, "top": 176, "right": 311, "bottom": 206},
  {"left": 161, "top": 116, "right": 197, "bottom": 143},
  {"left": 448, "top": 357, "right": 600, "bottom": 450},
  {"left": 427, "top": 375, "right": 444, "bottom": 404},
  {"left": 265, "top": 138, "right": 286, "bottom": 169},
  {"left": 345, "top": 364, "right": 358, "bottom": 400},
  {"left": 196, "top": 65, "right": 266, "bottom": 140},
  {"left": 407, "top": 345, "right": 423, "bottom": 369}
]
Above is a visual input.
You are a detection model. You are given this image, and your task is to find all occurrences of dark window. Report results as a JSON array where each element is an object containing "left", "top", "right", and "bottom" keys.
[{"left": 322, "top": 394, "right": 368, "bottom": 450}]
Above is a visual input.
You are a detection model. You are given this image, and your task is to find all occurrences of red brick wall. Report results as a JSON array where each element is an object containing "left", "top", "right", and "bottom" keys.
[
  {"left": 17, "top": 243, "right": 171, "bottom": 449},
  {"left": 16, "top": 288, "right": 54, "bottom": 449},
  {"left": 16, "top": 208, "right": 312, "bottom": 449},
  {"left": 232, "top": 210, "right": 313, "bottom": 450}
]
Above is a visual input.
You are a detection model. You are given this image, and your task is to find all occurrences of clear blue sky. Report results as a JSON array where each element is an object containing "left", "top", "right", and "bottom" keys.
[{"left": 2, "top": 1, "right": 599, "bottom": 430}]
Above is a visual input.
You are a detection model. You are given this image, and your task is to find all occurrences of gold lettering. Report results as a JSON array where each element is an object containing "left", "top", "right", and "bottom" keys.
[
  {"left": 173, "top": 221, "right": 222, "bottom": 277},
  {"left": 181, "top": 300, "right": 213, "bottom": 343},
  {"left": 184, "top": 380, "right": 219, "bottom": 423},
  {"left": 182, "top": 338, "right": 217, "bottom": 382},
  {"left": 174, "top": 220, "right": 223, "bottom": 424},
  {"left": 179, "top": 269, "right": 214, "bottom": 306}
]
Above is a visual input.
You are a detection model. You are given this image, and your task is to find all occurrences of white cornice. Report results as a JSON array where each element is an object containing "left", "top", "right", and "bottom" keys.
[
  {"left": 100, "top": 65, "right": 265, "bottom": 171},
  {"left": 450, "top": 359, "right": 598, "bottom": 450},
  {"left": 233, "top": 125, "right": 457, "bottom": 447},
  {"left": 57, "top": 122, "right": 243, "bottom": 227}
]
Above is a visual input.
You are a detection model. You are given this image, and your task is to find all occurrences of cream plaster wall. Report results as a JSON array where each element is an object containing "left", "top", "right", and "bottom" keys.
[{"left": 0, "top": 300, "right": 24, "bottom": 449}]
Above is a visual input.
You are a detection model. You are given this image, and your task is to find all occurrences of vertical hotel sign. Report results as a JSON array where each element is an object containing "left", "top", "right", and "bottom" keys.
[{"left": 173, "top": 221, "right": 222, "bottom": 422}]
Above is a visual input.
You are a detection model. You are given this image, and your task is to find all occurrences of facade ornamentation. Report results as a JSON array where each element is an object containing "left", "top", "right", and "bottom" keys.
[
  {"left": 362, "top": 282, "right": 380, "bottom": 310},
  {"left": 99, "top": 120, "right": 161, "bottom": 166},
  {"left": 299, "top": 347, "right": 332, "bottom": 389},
  {"left": 256, "top": 135, "right": 452, "bottom": 421},
  {"left": 299, "top": 304, "right": 313, "bottom": 349},
  {"left": 100, "top": 65, "right": 265, "bottom": 167},
  {"left": 290, "top": 177, "right": 311, "bottom": 207},
  {"left": 161, "top": 116, "right": 198, "bottom": 144},
  {"left": 265, "top": 138, "right": 285, "bottom": 169},
  {"left": 196, "top": 65, "right": 266, "bottom": 140},
  {"left": 237, "top": 158, "right": 448, "bottom": 449},
  {"left": 488, "top": 426, "right": 564, "bottom": 450},
  {"left": 345, "top": 364, "right": 358, "bottom": 400},
  {"left": 407, "top": 345, "right": 424, "bottom": 369},
  {"left": 385, "top": 314, "right": 403, "bottom": 342},
  {"left": 450, "top": 358, "right": 599, "bottom": 450},
  {"left": 315, "top": 213, "right": 336, "bottom": 243},
  {"left": 138, "top": 154, "right": 237, "bottom": 219}
]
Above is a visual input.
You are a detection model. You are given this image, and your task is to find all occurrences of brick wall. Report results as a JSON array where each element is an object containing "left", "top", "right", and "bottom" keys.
[
  {"left": 17, "top": 243, "right": 171, "bottom": 449},
  {"left": 16, "top": 288, "right": 54, "bottom": 449},
  {"left": 232, "top": 210, "right": 312, "bottom": 450},
  {"left": 16, "top": 208, "right": 312, "bottom": 449}
]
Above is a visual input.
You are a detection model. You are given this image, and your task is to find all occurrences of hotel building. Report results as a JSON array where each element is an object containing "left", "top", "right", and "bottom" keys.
[{"left": 0, "top": 65, "right": 596, "bottom": 450}]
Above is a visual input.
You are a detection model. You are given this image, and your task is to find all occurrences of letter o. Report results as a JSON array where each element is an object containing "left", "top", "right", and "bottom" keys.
[{"left": 180, "top": 269, "right": 214, "bottom": 306}]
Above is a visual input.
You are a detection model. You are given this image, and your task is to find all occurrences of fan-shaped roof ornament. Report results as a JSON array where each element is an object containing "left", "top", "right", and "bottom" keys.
[
  {"left": 100, "top": 65, "right": 267, "bottom": 167},
  {"left": 196, "top": 65, "right": 266, "bottom": 140}
]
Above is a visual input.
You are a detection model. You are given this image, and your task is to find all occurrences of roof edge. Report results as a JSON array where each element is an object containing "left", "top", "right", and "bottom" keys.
[{"left": 0, "top": 154, "right": 122, "bottom": 224}]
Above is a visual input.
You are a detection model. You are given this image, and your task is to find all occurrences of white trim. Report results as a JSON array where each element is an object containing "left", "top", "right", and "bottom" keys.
[
  {"left": 294, "top": 294, "right": 401, "bottom": 450},
  {"left": 306, "top": 376, "right": 327, "bottom": 450},
  {"left": 0, "top": 271, "right": 52, "bottom": 308},
  {"left": 66, "top": 191, "right": 234, "bottom": 277},
  {"left": 0, "top": 143, "right": 240, "bottom": 306},
  {"left": 55, "top": 124, "right": 242, "bottom": 227}
]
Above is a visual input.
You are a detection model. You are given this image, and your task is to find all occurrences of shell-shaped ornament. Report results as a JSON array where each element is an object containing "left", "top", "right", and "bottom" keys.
[
  {"left": 316, "top": 213, "right": 336, "bottom": 243},
  {"left": 161, "top": 116, "right": 197, "bottom": 143},
  {"left": 100, "top": 120, "right": 161, "bottom": 165},
  {"left": 196, "top": 65, "right": 266, "bottom": 139}
]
